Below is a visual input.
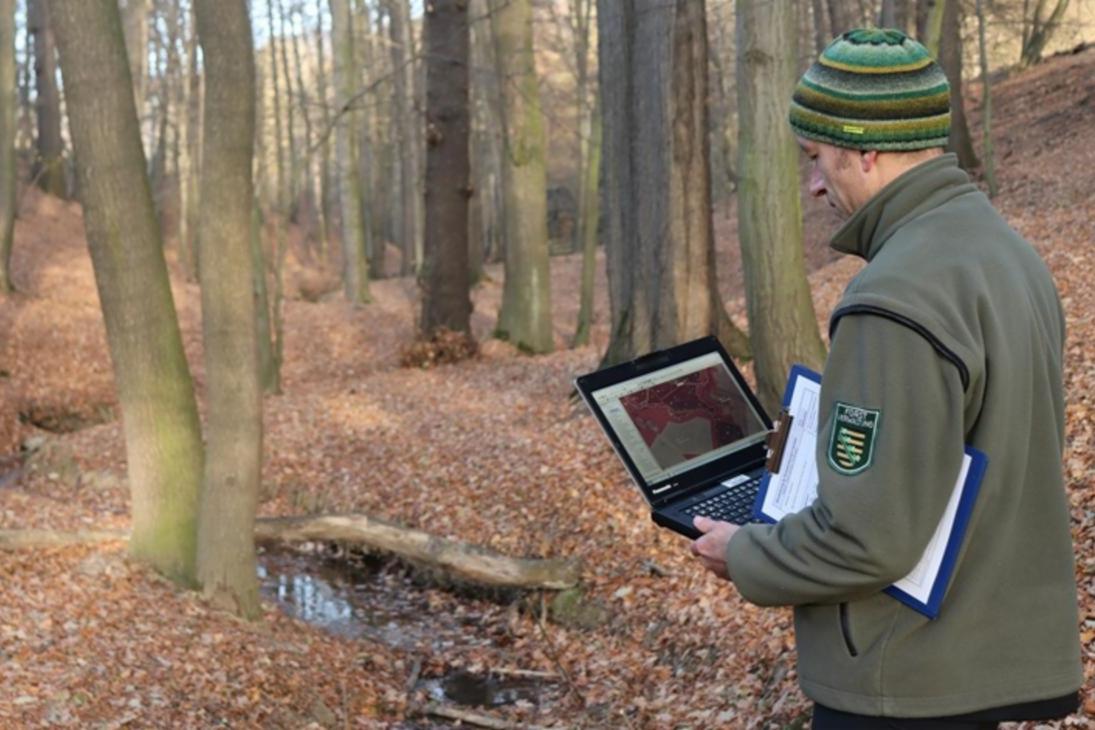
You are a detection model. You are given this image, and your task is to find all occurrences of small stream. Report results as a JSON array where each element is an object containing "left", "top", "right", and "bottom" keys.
[{"left": 256, "top": 546, "right": 559, "bottom": 710}]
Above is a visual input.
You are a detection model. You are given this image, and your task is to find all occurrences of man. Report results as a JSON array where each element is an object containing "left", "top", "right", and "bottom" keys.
[{"left": 691, "top": 29, "right": 1083, "bottom": 728}]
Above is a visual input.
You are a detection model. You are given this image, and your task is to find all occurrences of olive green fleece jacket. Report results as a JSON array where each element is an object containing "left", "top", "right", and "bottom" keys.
[{"left": 726, "top": 154, "right": 1083, "bottom": 717}]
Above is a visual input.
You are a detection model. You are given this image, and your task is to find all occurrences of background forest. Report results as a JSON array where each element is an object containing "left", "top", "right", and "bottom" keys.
[{"left": 0, "top": 0, "right": 1093, "bottom": 727}]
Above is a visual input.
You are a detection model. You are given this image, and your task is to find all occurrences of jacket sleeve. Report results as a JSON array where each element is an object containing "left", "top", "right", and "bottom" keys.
[{"left": 726, "top": 312, "right": 968, "bottom": 606}]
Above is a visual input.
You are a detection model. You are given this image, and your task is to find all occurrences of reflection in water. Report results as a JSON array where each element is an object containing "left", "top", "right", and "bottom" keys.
[{"left": 257, "top": 562, "right": 357, "bottom": 636}]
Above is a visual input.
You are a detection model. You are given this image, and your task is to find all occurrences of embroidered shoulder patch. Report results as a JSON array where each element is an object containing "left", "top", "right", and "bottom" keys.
[{"left": 828, "top": 402, "right": 881, "bottom": 475}]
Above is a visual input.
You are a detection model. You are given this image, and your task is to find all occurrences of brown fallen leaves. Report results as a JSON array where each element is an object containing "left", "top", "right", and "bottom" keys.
[{"left": 0, "top": 47, "right": 1093, "bottom": 730}]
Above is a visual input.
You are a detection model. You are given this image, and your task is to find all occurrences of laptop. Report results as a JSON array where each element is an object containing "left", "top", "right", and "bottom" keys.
[{"left": 575, "top": 336, "right": 774, "bottom": 539}]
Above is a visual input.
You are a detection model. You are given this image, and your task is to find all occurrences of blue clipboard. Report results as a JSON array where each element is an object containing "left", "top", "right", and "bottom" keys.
[{"left": 751, "top": 363, "right": 987, "bottom": 620}]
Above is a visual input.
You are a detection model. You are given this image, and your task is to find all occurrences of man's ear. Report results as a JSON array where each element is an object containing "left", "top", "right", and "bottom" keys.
[{"left": 860, "top": 150, "right": 879, "bottom": 173}]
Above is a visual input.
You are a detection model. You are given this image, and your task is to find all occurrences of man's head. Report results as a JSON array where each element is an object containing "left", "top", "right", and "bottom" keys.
[{"left": 789, "top": 28, "right": 950, "bottom": 218}]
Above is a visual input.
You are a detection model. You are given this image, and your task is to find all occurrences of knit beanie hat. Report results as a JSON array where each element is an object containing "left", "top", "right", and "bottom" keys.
[{"left": 788, "top": 28, "right": 950, "bottom": 151}]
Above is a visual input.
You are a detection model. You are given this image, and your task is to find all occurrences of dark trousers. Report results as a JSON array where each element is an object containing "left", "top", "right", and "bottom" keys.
[
  {"left": 812, "top": 705, "right": 995, "bottom": 729},
  {"left": 812, "top": 692, "right": 1079, "bottom": 730}
]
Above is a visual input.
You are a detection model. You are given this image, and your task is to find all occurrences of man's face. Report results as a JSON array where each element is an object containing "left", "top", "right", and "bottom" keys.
[{"left": 797, "top": 137, "right": 868, "bottom": 219}]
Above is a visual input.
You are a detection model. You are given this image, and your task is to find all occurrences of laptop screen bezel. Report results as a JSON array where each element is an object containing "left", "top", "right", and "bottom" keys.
[{"left": 575, "top": 336, "right": 773, "bottom": 508}]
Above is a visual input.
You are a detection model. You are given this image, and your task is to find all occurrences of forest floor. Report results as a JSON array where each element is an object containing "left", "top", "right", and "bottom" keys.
[{"left": 1, "top": 47, "right": 1093, "bottom": 730}]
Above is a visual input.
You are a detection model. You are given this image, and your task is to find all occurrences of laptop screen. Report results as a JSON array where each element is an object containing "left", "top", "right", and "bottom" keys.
[{"left": 589, "top": 351, "right": 770, "bottom": 488}]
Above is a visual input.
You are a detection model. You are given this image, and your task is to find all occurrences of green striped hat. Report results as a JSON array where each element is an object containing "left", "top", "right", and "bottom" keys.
[{"left": 789, "top": 28, "right": 950, "bottom": 151}]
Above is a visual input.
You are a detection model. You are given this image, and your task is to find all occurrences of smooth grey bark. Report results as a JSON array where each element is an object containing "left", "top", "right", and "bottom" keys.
[
  {"left": 290, "top": 3, "right": 319, "bottom": 250},
  {"left": 120, "top": 0, "right": 149, "bottom": 120},
  {"left": 595, "top": 0, "right": 749, "bottom": 368},
  {"left": 29, "top": 0, "right": 64, "bottom": 197},
  {"left": 571, "top": 97, "right": 600, "bottom": 348},
  {"left": 420, "top": 0, "right": 472, "bottom": 336},
  {"left": 0, "top": 0, "right": 15, "bottom": 292},
  {"left": 736, "top": 0, "right": 827, "bottom": 411},
  {"left": 490, "top": 0, "right": 553, "bottom": 354},
  {"left": 314, "top": 0, "right": 332, "bottom": 259},
  {"left": 329, "top": 0, "right": 370, "bottom": 303},
  {"left": 193, "top": 0, "right": 263, "bottom": 620},
  {"left": 50, "top": 0, "right": 203, "bottom": 584},
  {"left": 354, "top": 0, "right": 378, "bottom": 274},
  {"left": 263, "top": 0, "right": 285, "bottom": 392},
  {"left": 177, "top": 2, "right": 200, "bottom": 281},
  {"left": 387, "top": 0, "right": 421, "bottom": 276},
  {"left": 276, "top": 0, "right": 299, "bottom": 211}
]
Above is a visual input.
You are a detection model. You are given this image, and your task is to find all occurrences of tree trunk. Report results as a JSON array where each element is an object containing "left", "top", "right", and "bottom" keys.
[
  {"left": 811, "top": 0, "right": 829, "bottom": 54},
  {"left": 490, "top": 0, "right": 553, "bottom": 354},
  {"left": 355, "top": 0, "right": 379, "bottom": 276},
  {"left": 329, "top": 0, "right": 370, "bottom": 303},
  {"left": 120, "top": 0, "right": 149, "bottom": 124},
  {"left": 314, "top": 0, "right": 332, "bottom": 260},
  {"left": 263, "top": 0, "right": 286, "bottom": 393},
  {"left": 1020, "top": 0, "right": 1070, "bottom": 68},
  {"left": 975, "top": 0, "right": 997, "bottom": 197},
  {"left": 29, "top": 0, "right": 64, "bottom": 197},
  {"left": 387, "top": 0, "right": 421, "bottom": 277},
  {"left": 826, "top": 0, "right": 848, "bottom": 39},
  {"left": 736, "top": 0, "right": 827, "bottom": 411},
  {"left": 939, "top": 0, "right": 978, "bottom": 171},
  {"left": 469, "top": 0, "right": 504, "bottom": 269},
  {"left": 0, "top": 0, "right": 16, "bottom": 293},
  {"left": 921, "top": 0, "right": 946, "bottom": 57},
  {"left": 50, "top": 0, "right": 204, "bottom": 585},
  {"left": 595, "top": 0, "right": 749, "bottom": 368},
  {"left": 193, "top": 0, "right": 263, "bottom": 620},
  {"left": 879, "top": 0, "right": 897, "bottom": 26},
  {"left": 276, "top": 0, "right": 299, "bottom": 215},
  {"left": 571, "top": 97, "right": 601, "bottom": 348},
  {"left": 290, "top": 3, "right": 319, "bottom": 252},
  {"left": 420, "top": 0, "right": 472, "bottom": 336},
  {"left": 177, "top": 2, "right": 200, "bottom": 281}
]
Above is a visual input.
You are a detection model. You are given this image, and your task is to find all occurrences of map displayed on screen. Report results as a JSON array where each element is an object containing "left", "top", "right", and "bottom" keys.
[{"left": 619, "top": 364, "right": 761, "bottom": 471}]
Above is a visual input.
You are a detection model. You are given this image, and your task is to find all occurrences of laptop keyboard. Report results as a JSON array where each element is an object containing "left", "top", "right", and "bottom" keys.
[{"left": 682, "top": 475, "right": 762, "bottom": 525}]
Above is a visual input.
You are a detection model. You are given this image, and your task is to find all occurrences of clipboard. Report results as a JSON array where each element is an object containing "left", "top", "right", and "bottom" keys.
[{"left": 751, "top": 364, "right": 988, "bottom": 619}]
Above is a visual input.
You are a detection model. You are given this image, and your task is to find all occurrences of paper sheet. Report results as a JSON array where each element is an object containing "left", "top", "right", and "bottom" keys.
[{"left": 758, "top": 368, "right": 975, "bottom": 608}]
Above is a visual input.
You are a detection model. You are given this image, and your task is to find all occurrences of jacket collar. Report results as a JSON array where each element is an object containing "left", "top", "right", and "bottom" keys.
[{"left": 829, "top": 153, "right": 975, "bottom": 261}]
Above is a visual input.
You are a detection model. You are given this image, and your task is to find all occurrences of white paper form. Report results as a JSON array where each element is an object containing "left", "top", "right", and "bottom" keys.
[
  {"left": 758, "top": 371, "right": 821, "bottom": 521},
  {"left": 756, "top": 366, "right": 984, "bottom": 617}
]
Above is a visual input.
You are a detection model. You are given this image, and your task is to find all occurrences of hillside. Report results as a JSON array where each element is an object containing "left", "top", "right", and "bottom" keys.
[{"left": 0, "top": 46, "right": 1092, "bottom": 728}]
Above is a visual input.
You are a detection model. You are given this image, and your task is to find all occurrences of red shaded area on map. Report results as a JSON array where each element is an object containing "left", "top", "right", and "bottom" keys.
[{"left": 620, "top": 365, "right": 750, "bottom": 466}]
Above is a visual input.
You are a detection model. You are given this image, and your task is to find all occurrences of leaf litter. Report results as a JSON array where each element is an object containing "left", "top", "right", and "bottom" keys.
[{"left": 0, "top": 47, "right": 1093, "bottom": 729}]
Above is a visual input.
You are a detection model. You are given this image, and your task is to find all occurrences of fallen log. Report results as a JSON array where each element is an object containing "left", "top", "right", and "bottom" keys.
[
  {"left": 253, "top": 514, "right": 581, "bottom": 590},
  {"left": 0, "top": 515, "right": 581, "bottom": 591}
]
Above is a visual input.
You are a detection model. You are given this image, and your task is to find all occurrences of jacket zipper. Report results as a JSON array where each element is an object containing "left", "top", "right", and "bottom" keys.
[
  {"left": 830, "top": 304, "right": 971, "bottom": 391},
  {"left": 839, "top": 602, "right": 859, "bottom": 657}
]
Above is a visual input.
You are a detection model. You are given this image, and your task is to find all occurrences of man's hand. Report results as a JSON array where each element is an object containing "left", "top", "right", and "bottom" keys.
[{"left": 690, "top": 516, "right": 739, "bottom": 580}]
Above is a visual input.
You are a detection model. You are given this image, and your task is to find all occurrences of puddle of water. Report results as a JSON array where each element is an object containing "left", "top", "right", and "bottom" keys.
[
  {"left": 416, "top": 670, "right": 545, "bottom": 708},
  {"left": 257, "top": 546, "right": 443, "bottom": 649},
  {"left": 256, "top": 547, "right": 562, "bottom": 710}
]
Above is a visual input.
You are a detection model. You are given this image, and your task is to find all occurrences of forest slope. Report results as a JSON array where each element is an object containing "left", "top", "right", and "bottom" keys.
[{"left": 0, "top": 46, "right": 1092, "bottom": 728}]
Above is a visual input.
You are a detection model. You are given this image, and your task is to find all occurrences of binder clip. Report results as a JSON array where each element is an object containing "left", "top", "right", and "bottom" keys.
[{"left": 766, "top": 408, "right": 793, "bottom": 474}]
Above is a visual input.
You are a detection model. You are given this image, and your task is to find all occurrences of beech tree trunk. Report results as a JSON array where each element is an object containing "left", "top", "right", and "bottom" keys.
[
  {"left": 0, "top": 0, "right": 15, "bottom": 293},
  {"left": 193, "top": 0, "right": 263, "bottom": 620},
  {"left": 421, "top": 0, "right": 472, "bottom": 336},
  {"left": 314, "top": 0, "right": 332, "bottom": 259},
  {"left": 50, "top": 0, "right": 204, "bottom": 585},
  {"left": 120, "top": 0, "right": 149, "bottom": 124},
  {"left": 29, "top": 0, "right": 64, "bottom": 197},
  {"left": 330, "top": 0, "right": 370, "bottom": 303},
  {"left": 595, "top": 0, "right": 749, "bottom": 368},
  {"left": 490, "top": 0, "right": 553, "bottom": 354},
  {"left": 177, "top": 2, "right": 200, "bottom": 281},
  {"left": 736, "top": 0, "right": 827, "bottom": 411},
  {"left": 387, "top": 0, "right": 421, "bottom": 276}
]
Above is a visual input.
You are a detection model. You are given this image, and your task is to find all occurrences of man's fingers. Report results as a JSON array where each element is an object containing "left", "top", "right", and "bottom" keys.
[{"left": 693, "top": 515, "right": 715, "bottom": 533}]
